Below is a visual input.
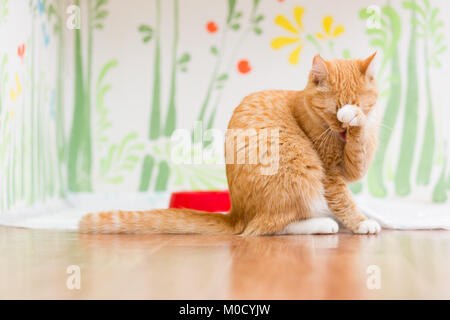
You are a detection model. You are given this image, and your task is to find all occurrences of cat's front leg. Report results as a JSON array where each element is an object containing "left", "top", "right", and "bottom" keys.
[
  {"left": 337, "top": 105, "right": 378, "bottom": 181},
  {"left": 323, "top": 170, "right": 380, "bottom": 234}
]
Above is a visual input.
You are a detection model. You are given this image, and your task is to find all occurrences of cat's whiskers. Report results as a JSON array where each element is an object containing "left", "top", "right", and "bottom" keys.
[
  {"left": 317, "top": 128, "right": 333, "bottom": 153},
  {"left": 313, "top": 127, "right": 331, "bottom": 151},
  {"left": 312, "top": 128, "right": 330, "bottom": 145},
  {"left": 322, "top": 129, "right": 334, "bottom": 154},
  {"left": 315, "top": 132, "right": 327, "bottom": 152}
]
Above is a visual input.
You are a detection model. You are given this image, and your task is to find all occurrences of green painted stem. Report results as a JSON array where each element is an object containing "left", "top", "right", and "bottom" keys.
[
  {"left": 196, "top": 10, "right": 230, "bottom": 124},
  {"left": 157, "top": 0, "right": 181, "bottom": 191},
  {"left": 416, "top": 34, "right": 435, "bottom": 185},
  {"left": 368, "top": 51, "right": 401, "bottom": 196},
  {"left": 36, "top": 43, "right": 42, "bottom": 200},
  {"left": 68, "top": 1, "right": 92, "bottom": 192},
  {"left": 29, "top": 20, "right": 36, "bottom": 204},
  {"left": 46, "top": 117, "right": 56, "bottom": 198},
  {"left": 328, "top": 39, "right": 335, "bottom": 56},
  {"left": 20, "top": 102, "right": 25, "bottom": 200},
  {"left": 55, "top": 1, "right": 65, "bottom": 196},
  {"left": 447, "top": 172, "right": 450, "bottom": 190},
  {"left": 432, "top": 156, "right": 447, "bottom": 203},
  {"left": 155, "top": 160, "right": 170, "bottom": 191},
  {"left": 202, "top": 106, "right": 217, "bottom": 148},
  {"left": 203, "top": 0, "right": 260, "bottom": 134},
  {"left": 140, "top": 0, "right": 163, "bottom": 191},
  {"left": 0, "top": 74, "right": 3, "bottom": 209},
  {"left": 86, "top": 0, "right": 93, "bottom": 141},
  {"left": 37, "top": 76, "right": 43, "bottom": 200},
  {"left": 164, "top": 0, "right": 179, "bottom": 137},
  {"left": 367, "top": 5, "right": 401, "bottom": 198},
  {"left": 12, "top": 118, "right": 17, "bottom": 205},
  {"left": 197, "top": 62, "right": 220, "bottom": 124},
  {"left": 38, "top": 75, "right": 46, "bottom": 200},
  {"left": 149, "top": 0, "right": 162, "bottom": 140},
  {"left": 395, "top": 5, "right": 418, "bottom": 196},
  {"left": 6, "top": 138, "right": 11, "bottom": 208},
  {"left": 349, "top": 182, "right": 363, "bottom": 194},
  {"left": 138, "top": 154, "right": 155, "bottom": 191}
]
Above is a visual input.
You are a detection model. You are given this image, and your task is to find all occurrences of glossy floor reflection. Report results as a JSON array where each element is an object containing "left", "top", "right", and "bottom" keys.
[{"left": 1, "top": 226, "right": 449, "bottom": 299}]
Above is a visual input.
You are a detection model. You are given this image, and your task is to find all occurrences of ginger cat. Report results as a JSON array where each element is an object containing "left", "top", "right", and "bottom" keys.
[{"left": 79, "top": 53, "right": 381, "bottom": 235}]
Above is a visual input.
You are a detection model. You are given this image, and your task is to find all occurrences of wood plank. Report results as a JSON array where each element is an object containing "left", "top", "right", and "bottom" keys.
[{"left": 0, "top": 227, "right": 449, "bottom": 299}]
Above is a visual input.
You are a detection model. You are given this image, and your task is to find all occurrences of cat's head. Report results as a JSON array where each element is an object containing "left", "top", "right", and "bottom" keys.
[{"left": 303, "top": 53, "right": 378, "bottom": 133}]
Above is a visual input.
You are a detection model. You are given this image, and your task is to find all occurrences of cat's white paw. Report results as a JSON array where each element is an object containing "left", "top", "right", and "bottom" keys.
[
  {"left": 349, "top": 116, "right": 361, "bottom": 126},
  {"left": 337, "top": 105, "right": 363, "bottom": 126},
  {"left": 281, "top": 217, "right": 339, "bottom": 235},
  {"left": 354, "top": 219, "right": 381, "bottom": 234},
  {"left": 337, "top": 105, "right": 357, "bottom": 123},
  {"left": 310, "top": 218, "right": 339, "bottom": 234}
]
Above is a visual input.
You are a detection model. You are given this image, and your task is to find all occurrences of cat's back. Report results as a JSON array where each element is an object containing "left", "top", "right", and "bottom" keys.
[
  {"left": 225, "top": 89, "right": 324, "bottom": 230},
  {"left": 228, "top": 90, "right": 298, "bottom": 130}
]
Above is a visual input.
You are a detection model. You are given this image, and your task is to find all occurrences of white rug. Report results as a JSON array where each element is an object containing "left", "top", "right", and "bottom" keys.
[
  {"left": 0, "top": 193, "right": 171, "bottom": 231},
  {"left": 0, "top": 193, "right": 449, "bottom": 231},
  {"left": 356, "top": 195, "right": 450, "bottom": 230}
]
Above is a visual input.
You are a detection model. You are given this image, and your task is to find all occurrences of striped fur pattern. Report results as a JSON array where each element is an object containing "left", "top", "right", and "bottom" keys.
[{"left": 79, "top": 53, "right": 380, "bottom": 235}]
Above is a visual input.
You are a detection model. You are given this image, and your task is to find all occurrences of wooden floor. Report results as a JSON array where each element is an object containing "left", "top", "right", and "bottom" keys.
[{"left": 0, "top": 226, "right": 449, "bottom": 299}]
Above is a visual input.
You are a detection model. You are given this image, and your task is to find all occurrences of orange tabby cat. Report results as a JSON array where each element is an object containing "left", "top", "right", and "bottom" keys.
[{"left": 79, "top": 53, "right": 380, "bottom": 235}]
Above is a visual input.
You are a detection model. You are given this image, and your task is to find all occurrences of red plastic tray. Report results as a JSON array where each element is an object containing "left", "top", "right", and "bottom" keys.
[{"left": 169, "top": 190, "right": 231, "bottom": 212}]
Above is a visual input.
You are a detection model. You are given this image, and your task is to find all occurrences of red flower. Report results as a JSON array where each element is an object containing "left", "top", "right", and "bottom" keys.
[
  {"left": 17, "top": 44, "right": 25, "bottom": 62},
  {"left": 206, "top": 21, "right": 218, "bottom": 33},
  {"left": 237, "top": 59, "right": 251, "bottom": 74}
]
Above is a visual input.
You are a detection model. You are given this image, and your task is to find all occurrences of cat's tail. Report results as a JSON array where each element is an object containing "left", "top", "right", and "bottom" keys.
[{"left": 78, "top": 208, "right": 234, "bottom": 235}]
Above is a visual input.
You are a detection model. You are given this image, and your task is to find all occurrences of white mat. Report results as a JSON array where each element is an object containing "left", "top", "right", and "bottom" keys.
[
  {"left": 0, "top": 193, "right": 171, "bottom": 231},
  {"left": 356, "top": 195, "right": 450, "bottom": 230},
  {"left": 0, "top": 193, "right": 449, "bottom": 231}
]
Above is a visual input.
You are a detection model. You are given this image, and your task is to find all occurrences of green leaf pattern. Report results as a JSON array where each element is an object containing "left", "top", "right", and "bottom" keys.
[{"left": 1, "top": 0, "right": 449, "bottom": 213}]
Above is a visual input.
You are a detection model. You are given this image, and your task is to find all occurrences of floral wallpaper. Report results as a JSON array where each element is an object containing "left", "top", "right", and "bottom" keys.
[{"left": 0, "top": 0, "right": 449, "bottom": 215}]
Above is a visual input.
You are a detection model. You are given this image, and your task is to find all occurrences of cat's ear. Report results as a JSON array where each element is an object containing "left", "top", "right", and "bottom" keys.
[
  {"left": 359, "top": 52, "right": 376, "bottom": 79},
  {"left": 311, "top": 54, "right": 328, "bottom": 84}
]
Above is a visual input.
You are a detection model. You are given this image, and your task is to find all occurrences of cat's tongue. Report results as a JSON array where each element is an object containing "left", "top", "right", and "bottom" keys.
[{"left": 339, "top": 130, "right": 347, "bottom": 141}]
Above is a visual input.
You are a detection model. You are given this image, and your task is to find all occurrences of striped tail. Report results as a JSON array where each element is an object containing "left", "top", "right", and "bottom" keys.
[{"left": 78, "top": 208, "right": 234, "bottom": 235}]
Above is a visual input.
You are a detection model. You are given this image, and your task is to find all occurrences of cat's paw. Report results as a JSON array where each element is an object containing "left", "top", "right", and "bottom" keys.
[
  {"left": 337, "top": 105, "right": 365, "bottom": 127},
  {"left": 354, "top": 219, "right": 381, "bottom": 234},
  {"left": 281, "top": 217, "right": 339, "bottom": 235},
  {"left": 310, "top": 218, "right": 339, "bottom": 234}
]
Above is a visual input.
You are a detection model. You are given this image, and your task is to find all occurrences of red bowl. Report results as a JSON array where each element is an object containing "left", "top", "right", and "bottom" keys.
[{"left": 169, "top": 190, "right": 231, "bottom": 212}]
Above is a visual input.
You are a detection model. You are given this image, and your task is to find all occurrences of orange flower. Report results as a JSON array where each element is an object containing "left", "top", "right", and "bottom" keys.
[
  {"left": 237, "top": 59, "right": 251, "bottom": 74},
  {"left": 206, "top": 21, "right": 218, "bottom": 33}
]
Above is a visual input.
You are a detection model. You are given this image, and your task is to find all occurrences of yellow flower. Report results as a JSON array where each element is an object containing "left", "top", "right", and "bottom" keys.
[
  {"left": 315, "top": 16, "right": 345, "bottom": 40},
  {"left": 10, "top": 73, "right": 21, "bottom": 102},
  {"left": 10, "top": 88, "right": 16, "bottom": 101},
  {"left": 271, "top": 6, "right": 305, "bottom": 65},
  {"left": 15, "top": 73, "right": 22, "bottom": 96}
]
